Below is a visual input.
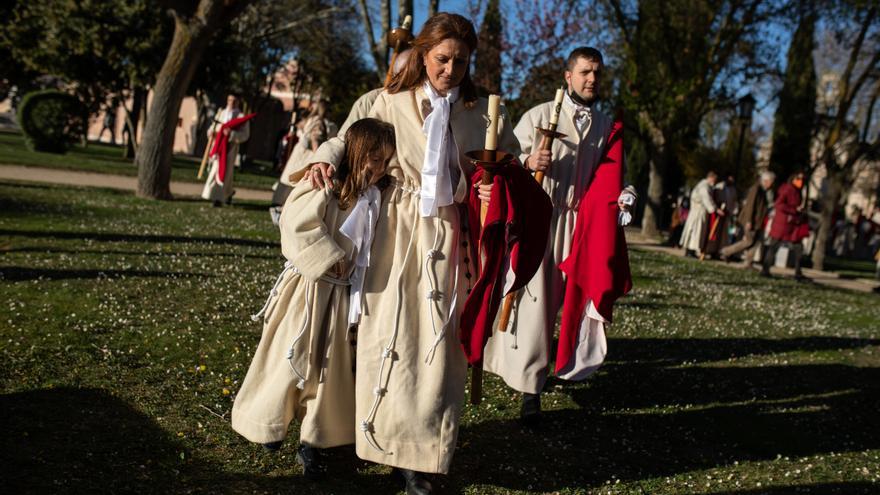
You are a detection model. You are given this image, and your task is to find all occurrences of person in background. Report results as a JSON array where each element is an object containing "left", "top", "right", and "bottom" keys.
[
  {"left": 721, "top": 171, "right": 775, "bottom": 268},
  {"left": 680, "top": 171, "right": 721, "bottom": 258},
  {"left": 761, "top": 170, "right": 808, "bottom": 281}
]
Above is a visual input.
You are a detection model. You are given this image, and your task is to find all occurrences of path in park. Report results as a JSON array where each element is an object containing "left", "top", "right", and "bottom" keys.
[
  {"left": 626, "top": 229, "right": 880, "bottom": 294},
  {"left": 0, "top": 164, "right": 272, "bottom": 202},
  {"left": 2, "top": 163, "right": 876, "bottom": 294}
]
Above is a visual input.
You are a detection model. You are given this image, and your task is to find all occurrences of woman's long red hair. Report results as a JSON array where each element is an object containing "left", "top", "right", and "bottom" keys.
[{"left": 386, "top": 12, "right": 479, "bottom": 105}]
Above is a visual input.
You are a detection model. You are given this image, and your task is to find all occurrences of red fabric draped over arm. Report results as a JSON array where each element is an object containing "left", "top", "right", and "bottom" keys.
[
  {"left": 209, "top": 113, "right": 257, "bottom": 185},
  {"left": 555, "top": 120, "right": 632, "bottom": 374},
  {"left": 459, "top": 164, "right": 552, "bottom": 365}
]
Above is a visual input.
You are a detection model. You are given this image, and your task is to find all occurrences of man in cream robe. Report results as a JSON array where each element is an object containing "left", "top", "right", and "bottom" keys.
[
  {"left": 309, "top": 86, "right": 520, "bottom": 475},
  {"left": 481, "top": 47, "right": 636, "bottom": 422},
  {"left": 202, "top": 94, "right": 250, "bottom": 206},
  {"left": 679, "top": 171, "right": 720, "bottom": 256}
]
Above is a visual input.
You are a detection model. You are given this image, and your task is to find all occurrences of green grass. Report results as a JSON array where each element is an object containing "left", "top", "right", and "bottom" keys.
[
  {"left": 0, "top": 130, "right": 277, "bottom": 190},
  {"left": 1, "top": 180, "right": 878, "bottom": 494}
]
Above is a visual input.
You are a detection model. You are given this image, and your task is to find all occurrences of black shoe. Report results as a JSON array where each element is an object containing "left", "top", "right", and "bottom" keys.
[
  {"left": 262, "top": 440, "right": 282, "bottom": 452},
  {"left": 794, "top": 274, "right": 811, "bottom": 283},
  {"left": 759, "top": 270, "right": 771, "bottom": 278},
  {"left": 520, "top": 392, "right": 541, "bottom": 426},
  {"left": 393, "top": 468, "right": 433, "bottom": 495},
  {"left": 226, "top": 191, "right": 235, "bottom": 205},
  {"left": 296, "top": 443, "right": 323, "bottom": 480},
  {"left": 212, "top": 200, "right": 223, "bottom": 208}
]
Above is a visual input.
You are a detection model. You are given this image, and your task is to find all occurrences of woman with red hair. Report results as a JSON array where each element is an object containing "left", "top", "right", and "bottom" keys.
[{"left": 308, "top": 12, "right": 520, "bottom": 493}]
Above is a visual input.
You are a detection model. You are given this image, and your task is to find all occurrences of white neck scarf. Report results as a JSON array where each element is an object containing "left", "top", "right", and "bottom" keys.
[
  {"left": 564, "top": 91, "right": 592, "bottom": 135},
  {"left": 339, "top": 185, "right": 382, "bottom": 325},
  {"left": 420, "top": 82, "right": 460, "bottom": 217}
]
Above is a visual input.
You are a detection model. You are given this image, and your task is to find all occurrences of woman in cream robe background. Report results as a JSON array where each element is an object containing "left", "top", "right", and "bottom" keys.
[{"left": 309, "top": 13, "right": 520, "bottom": 476}]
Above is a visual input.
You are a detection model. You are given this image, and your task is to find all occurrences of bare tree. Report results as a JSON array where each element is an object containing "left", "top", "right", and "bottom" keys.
[
  {"left": 603, "top": 0, "right": 783, "bottom": 238},
  {"left": 428, "top": 0, "right": 440, "bottom": 18},
  {"left": 398, "top": 0, "right": 413, "bottom": 23},
  {"left": 356, "top": 0, "right": 391, "bottom": 81},
  {"left": 810, "top": 6, "right": 879, "bottom": 270},
  {"left": 134, "top": 0, "right": 253, "bottom": 199}
]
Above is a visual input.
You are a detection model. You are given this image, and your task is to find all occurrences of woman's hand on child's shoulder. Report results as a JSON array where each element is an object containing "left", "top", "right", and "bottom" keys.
[{"left": 304, "top": 162, "right": 336, "bottom": 190}]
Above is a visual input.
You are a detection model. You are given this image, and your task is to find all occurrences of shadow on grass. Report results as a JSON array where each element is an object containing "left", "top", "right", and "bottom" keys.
[
  {"left": 453, "top": 337, "right": 880, "bottom": 493},
  {"left": 0, "top": 266, "right": 208, "bottom": 282},
  {"left": 0, "top": 387, "right": 405, "bottom": 494},
  {"left": 0, "top": 229, "right": 279, "bottom": 249},
  {"left": 1, "top": 387, "right": 183, "bottom": 493}
]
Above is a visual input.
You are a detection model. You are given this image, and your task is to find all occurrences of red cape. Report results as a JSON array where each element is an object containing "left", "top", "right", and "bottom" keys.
[
  {"left": 555, "top": 120, "right": 632, "bottom": 374},
  {"left": 459, "top": 164, "right": 552, "bottom": 365},
  {"left": 209, "top": 113, "right": 256, "bottom": 185}
]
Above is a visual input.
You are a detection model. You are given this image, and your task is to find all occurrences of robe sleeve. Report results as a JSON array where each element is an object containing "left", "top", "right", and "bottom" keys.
[
  {"left": 279, "top": 184, "right": 346, "bottom": 281},
  {"left": 699, "top": 182, "right": 717, "bottom": 214},
  {"left": 513, "top": 105, "right": 542, "bottom": 165}
]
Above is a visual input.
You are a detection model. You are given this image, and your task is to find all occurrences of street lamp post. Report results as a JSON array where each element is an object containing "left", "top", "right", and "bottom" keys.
[{"left": 734, "top": 94, "right": 757, "bottom": 180}]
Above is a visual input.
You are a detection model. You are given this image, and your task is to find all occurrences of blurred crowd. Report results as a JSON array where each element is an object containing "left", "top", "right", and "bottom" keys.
[{"left": 670, "top": 170, "right": 880, "bottom": 282}]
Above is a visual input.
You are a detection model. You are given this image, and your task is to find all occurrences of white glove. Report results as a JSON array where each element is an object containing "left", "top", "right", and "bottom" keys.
[{"left": 617, "top": 185, "right": 637, "bottom": 226}]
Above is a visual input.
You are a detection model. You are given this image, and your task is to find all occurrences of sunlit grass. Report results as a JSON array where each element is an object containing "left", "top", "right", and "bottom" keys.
[{"left": 2, "top": 181, "right": 878, "bottom": 494}]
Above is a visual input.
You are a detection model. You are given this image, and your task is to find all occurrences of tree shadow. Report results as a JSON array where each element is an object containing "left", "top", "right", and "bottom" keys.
[
  {"left": 452, "top": 337, "right": 880, "bottom": 493},
  {"left": 0, "top": 266, "right": 209, "bottom": 282},
  {"left": 0, "top": 387, "right": 404, "bottom": 494},
  {"left": 0, "top": 229, "right": 279, "bottom": 249}
]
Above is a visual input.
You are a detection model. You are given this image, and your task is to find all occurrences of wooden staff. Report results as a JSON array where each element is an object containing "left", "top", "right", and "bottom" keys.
[
  {"left": 495, "top": 88, "right": 567, "bottom": 333},
  {"left": 465, "top": 94, "right": 515, "bottom": 405},
  {"left": 385, "top": 15, "right": 413, "bottom": 87},
  {"left": 197, "top": 118, "right": 221, "bottom": 179}
]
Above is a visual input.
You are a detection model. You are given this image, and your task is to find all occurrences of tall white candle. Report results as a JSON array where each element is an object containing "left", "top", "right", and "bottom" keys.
[
  {"left": 485, "top": 94, "right": 501, "bottom": 151},
  {"left": 549, "top": 87, "right": 565, "bottom": 126}
]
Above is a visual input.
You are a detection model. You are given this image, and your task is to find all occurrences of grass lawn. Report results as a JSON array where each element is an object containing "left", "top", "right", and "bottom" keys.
[
  {"left": 0, "top": 130, "right": 278, "bottom": 190},
  {"left": 1, "top": 180, "right": 878, "bottom": 494}
]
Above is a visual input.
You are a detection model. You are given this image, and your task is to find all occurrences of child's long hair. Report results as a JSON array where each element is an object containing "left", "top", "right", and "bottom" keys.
[{"left": 335, "top": 118, "right": 396, "bottom": 210}]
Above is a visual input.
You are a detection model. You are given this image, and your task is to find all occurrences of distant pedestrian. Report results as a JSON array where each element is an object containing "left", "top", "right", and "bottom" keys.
[
  {"left": 201, "top": 93, "right": 251, "bottom": 207},
  {"left": 98, "top": 101, "right": 117, "bottom": 144},
  {"left": 761, "top": 171, "right": 808, "bottom": 281},
  {"left": 680, "top": 171, "right": 721, "bottom": 258},
  {"left": 721, "top": 171, "right": 775, "bottom": 268}
]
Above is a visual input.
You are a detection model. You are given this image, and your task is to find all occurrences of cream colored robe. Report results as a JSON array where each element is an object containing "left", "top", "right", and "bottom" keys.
[
  {"left": 310, "top": 87, "right": 519, "bottom": 474},
  {"left": 280, "top": 116, "right": 338, "bottom": 186},
  {"left": 202, "top": 108, "right": 250, "bottom": 202},
  {"left": 232, "top": 183, "right": 357, "bottom": 448},
  {"left": 680, "top": 178, "right": 717, "bottom": 253},
  {"left": 482, "top": 101, "right": 613, "bottom": 394}
]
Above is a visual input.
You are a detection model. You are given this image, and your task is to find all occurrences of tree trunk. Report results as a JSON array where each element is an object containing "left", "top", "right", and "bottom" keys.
[
  {"left": 134, "top": 17, "right": 214, "bottom": 199},
  {"left": 428, "top": 0, "right": 439, "bottom": 18},
  {"left": 811, "top": 165, "right": 843, "bottom": 271},
  {"left": 398, "top": 0, "right": 413, "bottom": 22},
  {"left": 123, "top": 87, "right": 145, "bottom": 159},
  {"left": 641, "top": 154, "right": 665, "bottom": 238}
]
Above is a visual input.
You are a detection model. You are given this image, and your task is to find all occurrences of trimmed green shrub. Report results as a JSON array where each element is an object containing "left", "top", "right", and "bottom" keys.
[{"left": 17, "top": 90, "right": 87, "bottom": 153}]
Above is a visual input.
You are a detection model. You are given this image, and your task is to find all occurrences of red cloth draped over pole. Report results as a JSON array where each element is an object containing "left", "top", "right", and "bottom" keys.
[
  {"left": 555, "top": 119, "right": 632, "bottom": 374},
  {"left": 459, "top": 164, "right": 552, "bottom": 365},
  {"left": 209, "top": 113, "right": 257, "bottom": 185}
]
